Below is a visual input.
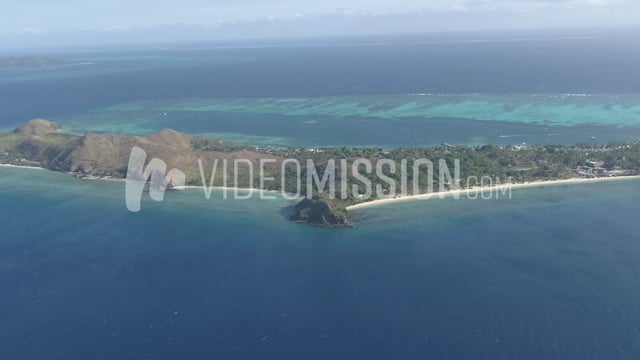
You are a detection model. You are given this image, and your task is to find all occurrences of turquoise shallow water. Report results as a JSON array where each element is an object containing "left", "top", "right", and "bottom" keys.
[
  {"left": 74, "top": 94, "right": 640, "bottom": 127},
  {"left": 1, "top": 167, "right": 640, "bottom": 359},
  {"left": 48, "top": 94, "right": 640, "bottom": 147}
]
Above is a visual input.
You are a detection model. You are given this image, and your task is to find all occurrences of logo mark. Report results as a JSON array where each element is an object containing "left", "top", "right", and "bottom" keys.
[{"left": 125, "top": 147, "right": 186, "bottom": 212}]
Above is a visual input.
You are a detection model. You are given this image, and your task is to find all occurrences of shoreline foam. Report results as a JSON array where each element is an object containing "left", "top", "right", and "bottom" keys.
[
  {"left": 0, "top": 163, "right": 291, "bottom": 196},
  {"left": 0, "top": 163, "right": 45, "bottom": 170}
]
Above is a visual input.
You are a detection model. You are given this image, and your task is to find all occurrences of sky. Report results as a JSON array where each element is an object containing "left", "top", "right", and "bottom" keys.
[{"left": 1, "top": 0, "right": 639, "bottom": 48}]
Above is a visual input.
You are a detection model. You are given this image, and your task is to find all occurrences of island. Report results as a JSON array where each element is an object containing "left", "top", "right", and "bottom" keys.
[
  {"left": 0, "top": 56, "right": 66, "bottom": 68},
  {"left": 291, "top": 194, "right": 352, "bottom": 228},
  {"left": 1, "top": 119, "right": 639, "bottom": 228}
]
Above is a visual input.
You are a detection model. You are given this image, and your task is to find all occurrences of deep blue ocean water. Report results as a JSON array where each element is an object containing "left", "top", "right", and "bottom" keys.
[
  {"left": 2, "top": 29, "right": 640, "bottom": 359},
  {"left": 1, "top": 168, "right": 640, "bottom": 359}
]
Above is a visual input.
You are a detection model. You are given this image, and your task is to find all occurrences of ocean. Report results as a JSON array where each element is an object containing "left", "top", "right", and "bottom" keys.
[
  {"left": 1, "top": 28, "right": 640, "bottom": 359},
  {"left": 1, "top": 168, "right": 640, "bottom": 359},
  {"left": 1, "top": 28, "right": 640, "bottom": 146}
]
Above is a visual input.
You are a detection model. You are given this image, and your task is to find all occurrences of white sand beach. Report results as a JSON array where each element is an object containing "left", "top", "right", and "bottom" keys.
[
  {"left": 346, "top": 176, "right": 640, "bottom": 211},
  {"left": 0, "top": 163, "right": 45, "bottom": 170}
]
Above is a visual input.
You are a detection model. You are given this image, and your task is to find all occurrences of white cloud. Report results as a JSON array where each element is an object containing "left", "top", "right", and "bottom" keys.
[{"left": 0, "top": 0, "right": 638, "bottom": 41}]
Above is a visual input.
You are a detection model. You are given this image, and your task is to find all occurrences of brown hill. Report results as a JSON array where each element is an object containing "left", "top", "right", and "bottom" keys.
[
  {"left": 1, "top": 120, "right": 283, "bottom": 180},
  {"left": 13, "top": 119, "right": 62, "bottom": 136}
]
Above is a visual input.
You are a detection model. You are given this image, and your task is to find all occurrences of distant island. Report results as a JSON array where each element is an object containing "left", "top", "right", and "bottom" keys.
[
  {"left": 0, "top": 56, "right": 65, "bottom": 68},
  {"left": 1, "top": 119, "right": 639, "bottom": 228}
]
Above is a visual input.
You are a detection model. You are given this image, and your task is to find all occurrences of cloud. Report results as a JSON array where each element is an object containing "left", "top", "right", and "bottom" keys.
[{"left": 0, "top": 0, "right": 638, "bottom": 42}]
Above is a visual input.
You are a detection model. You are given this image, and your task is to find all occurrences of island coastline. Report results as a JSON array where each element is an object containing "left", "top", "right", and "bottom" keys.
[
  {"left": 2, "top": 163, "right": 637, "bottom": 213},
  {"left": 3, "top": 118, "right": 640, "bottom": 227}
]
